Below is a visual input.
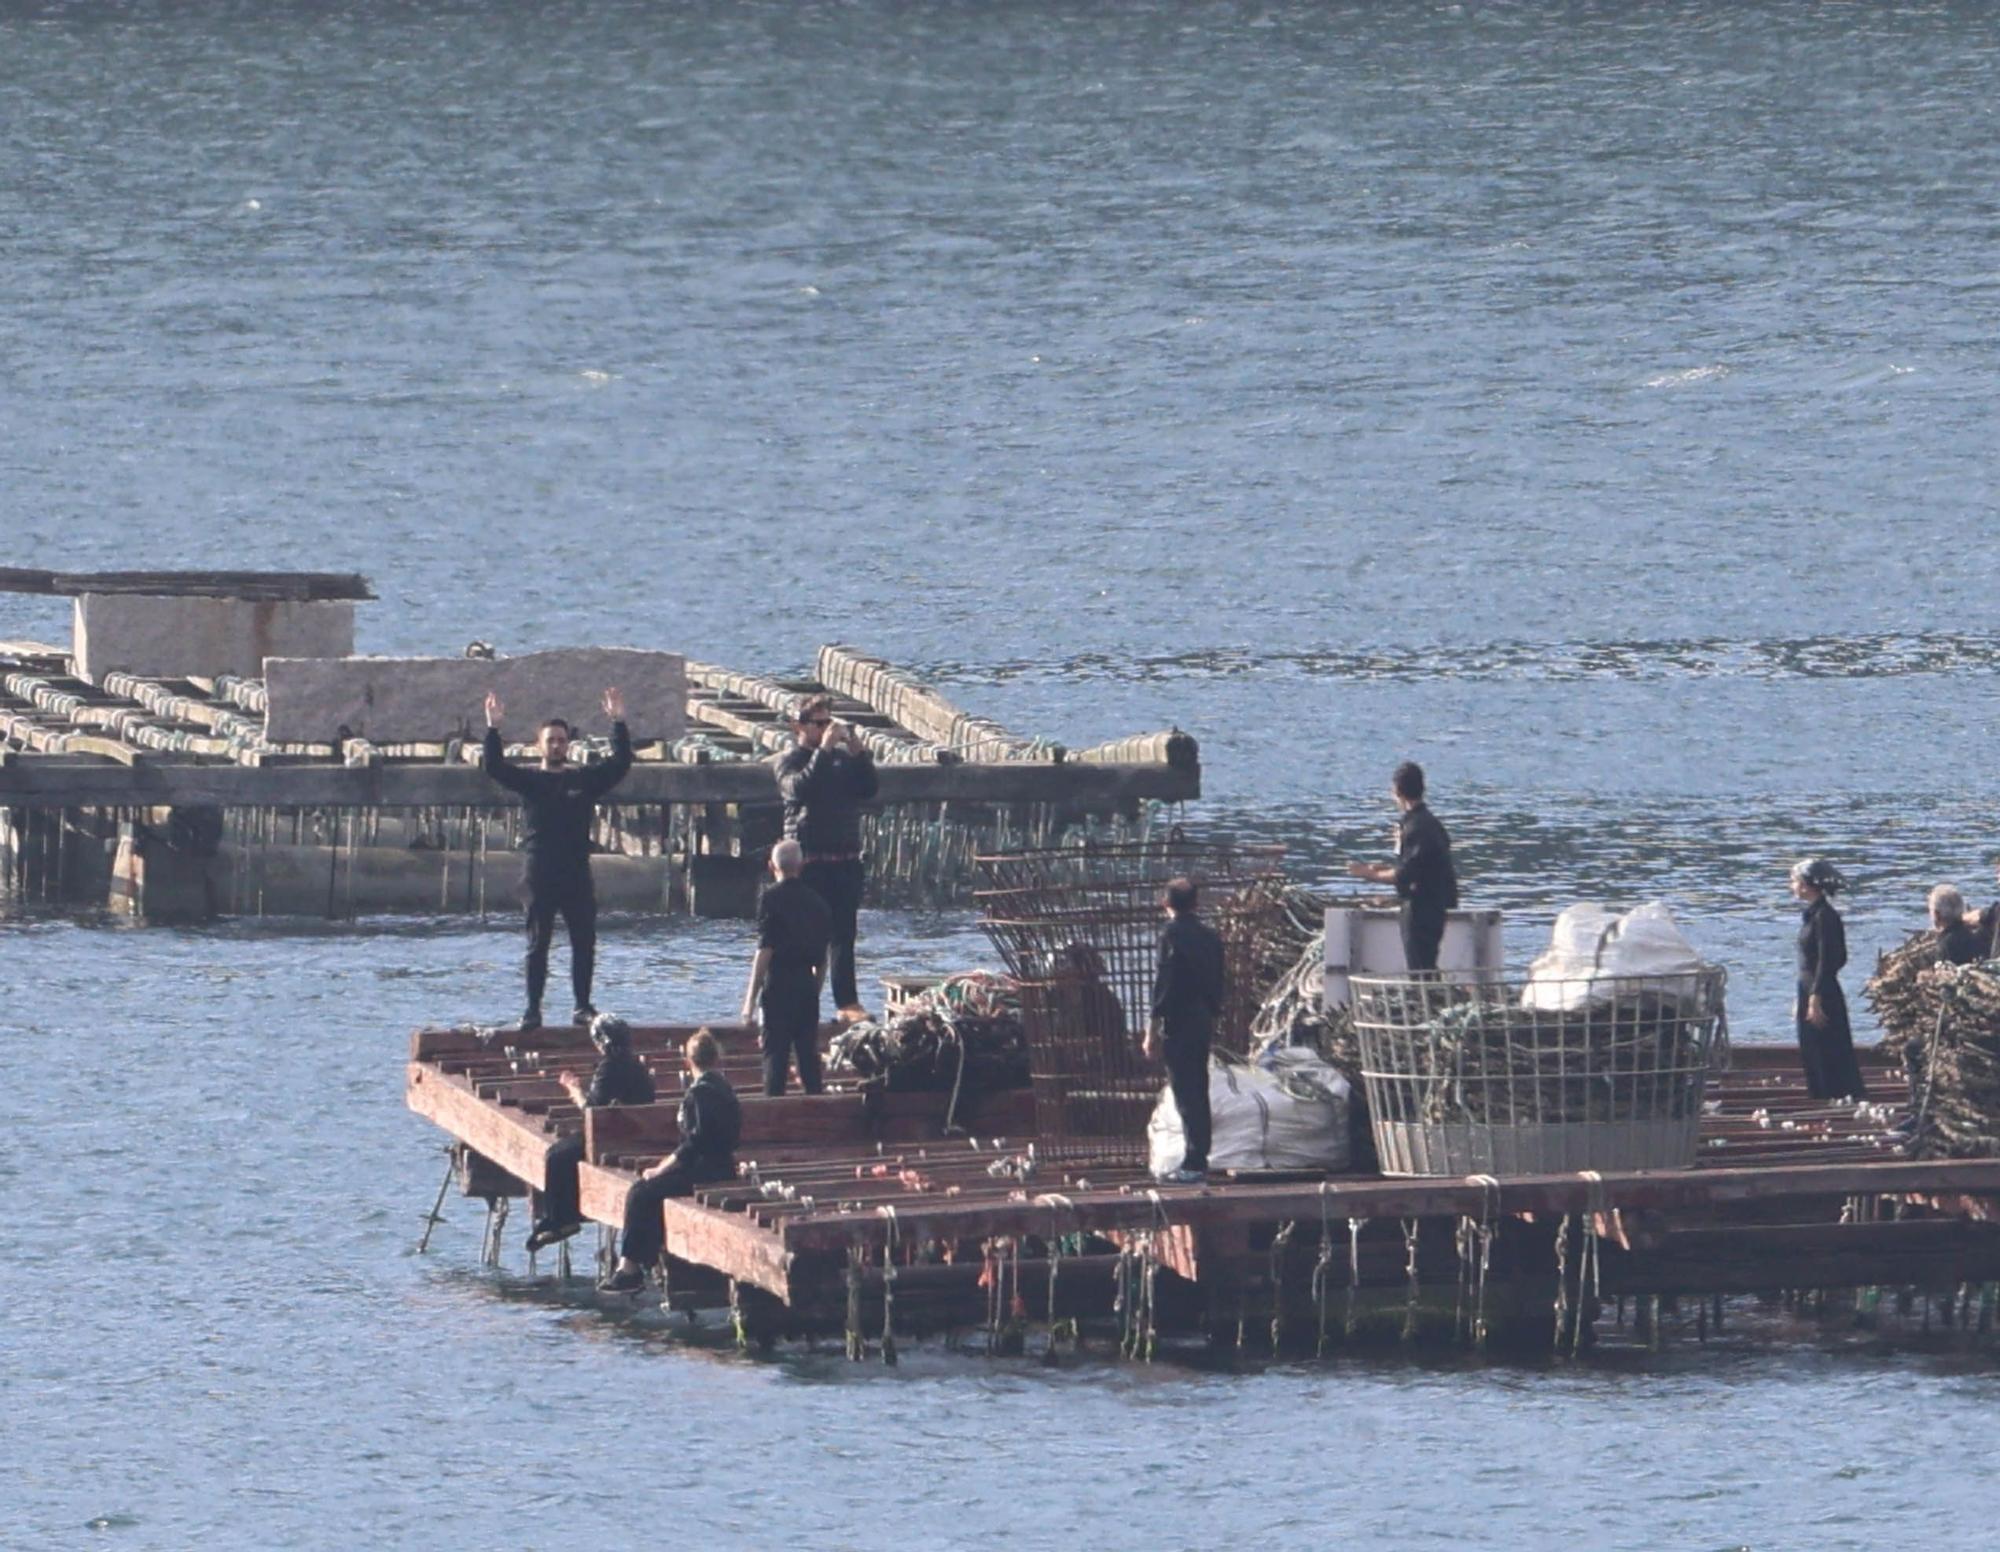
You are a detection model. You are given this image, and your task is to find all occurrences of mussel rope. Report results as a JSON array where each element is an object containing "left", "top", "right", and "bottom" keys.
[
  {"left": 1312, "top": 1186, "right": 1336, "bottom": 1357},
  {"left": 1469, "top": 1173, "right": 1501, "bottom": 1350},
  {"left": 1552, "top": 1212, "right": 1572, "bottom": 1354},
  {"left": 878, "top": 1206, "right": 899, "bottom": 1366},
  {"left": 1400, "top": 1217, "right": 1422, "bottom": 1342},
  {"left": 1345, "top": 1217, "right": 1365, "bottom": 1339},
  {"left": 845, "top": 1244, "right": 866, "bottom": 1361},
  {"left": 1269, "top": 1221, "right": 1297, "bottom": 1355},
  {"left": 1043, "top": 1194, "right": 1075, "bottom": 1356}
]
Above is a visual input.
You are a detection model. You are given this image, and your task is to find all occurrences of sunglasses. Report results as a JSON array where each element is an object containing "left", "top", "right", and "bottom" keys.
[{"left": 803, "top": 717, "right": 833, "bottom": 728}]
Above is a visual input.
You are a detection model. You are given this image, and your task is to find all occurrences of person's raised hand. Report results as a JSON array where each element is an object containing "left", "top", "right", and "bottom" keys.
[
  {"left": 602, "top": 686, "right": 625, "bottom": 722},
  {"left": 484, "top": 691, "right": 504, "bottom": 728}
]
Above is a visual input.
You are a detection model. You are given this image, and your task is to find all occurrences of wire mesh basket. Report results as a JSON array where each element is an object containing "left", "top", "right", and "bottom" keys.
[
  {"left": 1349, "top": 967, "right": 1727, "bottom": 1176},
  {"left": 976, "top": 837, "right": 1288, "bottom": 1162}
]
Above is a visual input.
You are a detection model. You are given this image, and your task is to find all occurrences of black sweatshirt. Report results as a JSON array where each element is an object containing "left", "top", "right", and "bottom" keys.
[
  {"left": 1152, "top": 913, "right": 1227, "bottom": 1040},
  {"left": 775, "top": 743, "right": 879, "bottom": 857},
  {"left": 585, "top": 1047, "right": 657, "bottom": 1108},
  {"left": 480, "top": 722, "right": 633, "bottom": 884},
  {"left": 672, "top": 1069, "right": 742, "bottom": 1170},
  {"left": 1796, "top": 898, "right": 1848, "bottom": 999},
  {"left": 1393, "top": 802, "right": 1460, "bottom": 916}
]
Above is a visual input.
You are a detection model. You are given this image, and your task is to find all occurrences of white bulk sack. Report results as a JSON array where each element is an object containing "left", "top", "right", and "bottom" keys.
[
  {"left": 1519, "top": 902, "right": 1706, "bottom": 1012},
  {"left": 1148, "top": 1048, "right": 1351, "bottom": 1177}
]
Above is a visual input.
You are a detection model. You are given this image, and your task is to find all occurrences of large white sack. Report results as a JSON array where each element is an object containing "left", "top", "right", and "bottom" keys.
[
  {"left": 1148, "top": 1049, "right": 1351, "bottom": 1177},
  {"left": 1519, "top": 901, "right": 1706, "bottom": 1012}
]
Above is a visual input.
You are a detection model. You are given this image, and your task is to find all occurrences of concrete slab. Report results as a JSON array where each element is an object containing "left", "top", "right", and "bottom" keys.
[
  {"left": 74, "top": 595, "right": 355, "bottom": 683},
  {"left": 262, "top": 648, "right": 688, "bottom": 744}
]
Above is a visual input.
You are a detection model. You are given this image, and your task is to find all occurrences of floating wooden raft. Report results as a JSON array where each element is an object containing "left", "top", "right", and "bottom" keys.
[
  {"left": 0, "top": 641, "right": 1197, "bottom": 809},
  {"left": 407, "top": 1026, "right": 2000, "bottom": 1353}
]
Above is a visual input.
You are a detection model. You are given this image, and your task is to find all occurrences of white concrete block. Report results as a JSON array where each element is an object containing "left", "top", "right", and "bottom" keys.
[
  {"left": 262, "top": 648, "right": 688, "bottom": 744},
  {"left": 74, "top": 595, "right": 355, "bottom": 683}
]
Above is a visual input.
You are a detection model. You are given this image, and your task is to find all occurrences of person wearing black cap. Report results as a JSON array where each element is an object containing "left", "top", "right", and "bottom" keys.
[
  {"left": 1791, "top": 858, "right": 1864, "bottom": 1101},
  {"left": 525, "top": 1012, "right": 656, "bottom": 1253},
  {"left": 1348, "top": 761, "right": 1460, "bottom": 972},
  {"left": 481, "top": 686, "right": 634, "bottom": 1031}
]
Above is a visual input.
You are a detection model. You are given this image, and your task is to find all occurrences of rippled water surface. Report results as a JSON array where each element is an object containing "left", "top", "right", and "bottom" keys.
[{"left": 5, "top": 1, "right": 2000, "bottom": 1547}]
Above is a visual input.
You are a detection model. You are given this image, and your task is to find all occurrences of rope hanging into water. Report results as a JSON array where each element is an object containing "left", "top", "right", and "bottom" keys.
[{"left": 878, "top": 1205, "right": 900, "bottom": 1367}]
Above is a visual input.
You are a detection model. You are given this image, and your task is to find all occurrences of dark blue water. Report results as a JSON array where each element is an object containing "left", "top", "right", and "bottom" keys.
[{"left": 5, "top": 2, "right": 2000, "bottom": 1547}]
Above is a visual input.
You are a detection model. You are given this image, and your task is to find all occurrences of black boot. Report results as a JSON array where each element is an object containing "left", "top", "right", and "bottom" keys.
[{"left": 519, "top": 1006, "right": 543, "bottom": 1033}]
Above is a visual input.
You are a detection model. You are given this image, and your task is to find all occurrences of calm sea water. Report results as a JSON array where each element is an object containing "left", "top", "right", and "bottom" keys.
[{"left": 5, "top": 2, "right": 2000, "bottom": 1547}]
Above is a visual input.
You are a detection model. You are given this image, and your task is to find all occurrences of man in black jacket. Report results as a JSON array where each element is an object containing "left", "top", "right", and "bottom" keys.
[
  {"left": 1145, "top": 877, "right": 1226, "bottom": 1183},
  {"left": 526, "top": 1012, "right": 656, "bottom": 1253},
  {"left": 775, "top": 693, "right": 878, "bottom": 1021},
  {"left": 599, "top": 1028, "right": 743, "bottom": 1292},
  {"left": 1349, "top": 760, "right": 1460, "bottom": 973},
  {"left": 481, "top": 686, "right": 633, "bottom": 1030},
  {"left": 742, "top": 838, "right": 833, "bottom": 1095}
]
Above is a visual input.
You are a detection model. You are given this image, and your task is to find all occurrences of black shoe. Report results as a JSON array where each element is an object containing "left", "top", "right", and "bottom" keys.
[
  {"left": 572, "top": 1004, "right": 598, "bottom": 1027},
  {"left": 525, "top": 1221, "right": 583, "bottom": 1254},
  {"left": 519, "top": 1007, "right": 543, "bottom": 1033},
  {"left": 598, "top": 1265, "right": 646, "bottom": 1294}
]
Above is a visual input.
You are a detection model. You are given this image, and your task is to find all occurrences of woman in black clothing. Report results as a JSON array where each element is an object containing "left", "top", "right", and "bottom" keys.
[{"left": 1791, "top": 858, "right": 1865, "bottom": 1101}]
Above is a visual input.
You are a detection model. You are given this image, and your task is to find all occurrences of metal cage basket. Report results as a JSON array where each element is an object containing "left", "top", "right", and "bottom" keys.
[
  {"left": 975, "top": 837, "right": 1289, "bottom": 1162},
  {"left": 1350, "top": 967, "right": 1727, "bottom": 1176}
]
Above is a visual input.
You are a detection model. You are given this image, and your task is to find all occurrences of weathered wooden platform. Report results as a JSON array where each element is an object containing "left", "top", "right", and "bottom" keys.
[
  {"left": 3, "top": 634, "right": 1196, "bottom": 917},
  {"left": 407, "top": 1025, "right": 2000, "bottom": 1353}
]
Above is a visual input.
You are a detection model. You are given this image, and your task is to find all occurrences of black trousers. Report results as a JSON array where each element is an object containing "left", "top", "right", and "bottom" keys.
[
  {"left": 761, "top": 974, "right": 824, "bottom": 1096},
  {"left": 535, "top": 1132, "right": 585, "bottom": 1230},
  {"left": 1400, "top": 903, "right": 1446, "bottom": 973},
  {"left": 1163, "top": 1035, "right": 1212, "bottom": 1173},
  {"left": 801, "top": 858, "right": 865, "bottom": 1010},
  {"left": 524, "top": 875, "right": 597, "bottom": 1013},
  {"left": 1796, "top": 984, "right": 1864, "bottom": 1101},
  {"left": 620, "top": 1155, "right": 733, "bottom": 1266}
]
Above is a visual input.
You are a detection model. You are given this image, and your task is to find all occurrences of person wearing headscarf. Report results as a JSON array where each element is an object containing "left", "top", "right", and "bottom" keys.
[{"left": 1790, "top": 858, "right": 1864, "bottom": 1101}]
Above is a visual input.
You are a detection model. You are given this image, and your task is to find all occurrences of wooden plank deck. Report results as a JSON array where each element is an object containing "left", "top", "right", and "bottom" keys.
[{"left": 407, "top": 1016, "right": 2000, "bottom": 1329}]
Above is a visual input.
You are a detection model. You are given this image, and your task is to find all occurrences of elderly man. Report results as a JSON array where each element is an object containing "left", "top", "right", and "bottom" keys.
[
  {"left": 599, "top": 1029, "right": 743, "bottom": 1293},
  {"left": 775, "top": 693, "right": 878, "bottom": 1021},
  {"left": 742, "top": 838, "right": 833, "bottom": 1096},
  {"left": 481, "top": 686, "right": 633, "bottom": 1031}
]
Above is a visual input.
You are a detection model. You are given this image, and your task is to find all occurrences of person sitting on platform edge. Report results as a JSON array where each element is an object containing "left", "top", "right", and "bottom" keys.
[
  {"left": 776, "top": 693, "right": 878, "bottom": 1023},
  {"left": 742, "top": 838, "right": 833, "bottom": 1096},
  {"left": 599, "top": 1028, "right": 742, "bottom": 1293},
  {"left": 1347, "top": 760, "right": 1459, "bottom": 973},
  {"left": 480, "top": 686, "right": 633, "bottom": 1031},
  {"left": 526, "top": 1012, "right": 655, "bottom": 1254},
  {"left": 1144, "top": 877, "right": 1226, "bottom": 1184}
]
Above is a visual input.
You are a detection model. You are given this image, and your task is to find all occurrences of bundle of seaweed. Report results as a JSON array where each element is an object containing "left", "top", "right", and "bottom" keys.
[
  {"left": 1356, "top": 987, "right": 1713, "bottom": 1127},
  {"left": 826, "top": 971, "right": 1031, "bottom": 1095},
  {"left": 1910, "top": 961, "right": 2000, "bottom": 1158},
  {"left": 1863, "top": 930, "right": 1946, "bottom": 1068}
]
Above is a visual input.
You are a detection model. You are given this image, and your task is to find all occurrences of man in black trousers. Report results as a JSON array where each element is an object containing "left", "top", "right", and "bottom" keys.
[
  {"left": 741, "top": 838, "right": 833, "bottom": 1095},
  {"left": 1349, "top": 760, "right": 1460, "bottom": 973},
  {"left": 1145, "top": 877, "right": 1226, "bottom": 1184},
  {"left": 599, "top": 1028, "right": 742, "bottom": 1293},
  {"left": 481, "top": 685, "right": 633, "bottom": 1031},
  {"left": 775, "top": 692, "right": 878, "bottom": 1022},
  {"left": 525, "top": 1012, "right": 655, "bottom": 1253}
]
